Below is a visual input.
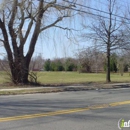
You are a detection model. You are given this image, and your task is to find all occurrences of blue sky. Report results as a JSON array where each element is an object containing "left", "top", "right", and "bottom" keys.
[
  {"left": 0, "top": 0, "right": 129, "bottom": 59},
  {"left": 32, "top": 0, "right": 129, "bottom": 59}
]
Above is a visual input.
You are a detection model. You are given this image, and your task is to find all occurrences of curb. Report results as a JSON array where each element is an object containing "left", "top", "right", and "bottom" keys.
[{"left": 0, "top": 83, "right": 130, "bottom": 95}]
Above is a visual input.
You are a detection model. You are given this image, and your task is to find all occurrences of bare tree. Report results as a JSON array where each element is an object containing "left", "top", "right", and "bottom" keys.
[
  {"left": 82, "top": 0, "right": 126, "bottom": 82},
  {"left": 77, "top": 47, "right": 105, "bottom": 73},
  {"left": 0, "top": 0, "right": 78, "bottom": 84},
  {"left": 30, "top": 54, "right": 44, "bottom": 71}
]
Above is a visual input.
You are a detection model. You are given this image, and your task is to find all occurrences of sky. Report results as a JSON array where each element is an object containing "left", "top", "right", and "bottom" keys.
[
  {"left": 0, "top": 0, "right": 129, "bottom": 60},
  {"left": 32, "top": 0, "right": 129, "bottom": 59}
]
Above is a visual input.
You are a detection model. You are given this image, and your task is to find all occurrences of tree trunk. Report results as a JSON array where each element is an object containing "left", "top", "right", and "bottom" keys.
[
  {"left": 106, "top": 45, "right": 111, "bottom": 83},
  {"left": 9, "top": 57, "right": 29, "bottom": 84}
]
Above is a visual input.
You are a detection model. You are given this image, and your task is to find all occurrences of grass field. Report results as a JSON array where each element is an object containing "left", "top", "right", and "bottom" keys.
[
  {"left": 37, "top": 71, "right": 130, "bottom": 85},
  {"left": 0, "top": 71, "right": 11, "bottom": 84},
  {"left": 0, "top": 71, "right": 130, "bottom": 85}
]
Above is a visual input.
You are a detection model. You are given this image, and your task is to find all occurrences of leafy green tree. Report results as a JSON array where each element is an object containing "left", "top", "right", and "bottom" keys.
[
  {"left": 110, "top": 54, "right": 117, "bottom": 72},
  {"left": 50, "top": 60, "right": 64, "bottom": 71},
  {"left": 44, "top": 59, "right": 51, "bottom": 71},
  {"left": 64, "top": 58, "right": 77, "bottom": 71}
]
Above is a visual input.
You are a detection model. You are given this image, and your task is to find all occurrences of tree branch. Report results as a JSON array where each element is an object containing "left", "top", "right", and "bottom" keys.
[
  {"left": 8, "top": 0, "right": 18, "bottom": 58},
  {"left": 0, "top": 19, "right": 13, "bottom": 62},
  {"left": 40, "top": 16, "right": 69, "bottom": 32},
  {"left": 26, "top": 0, "right": 44, "bottom": 64},
  {"left": 54, "top": 25, "right": 80, "bottom": 31},
  {"left": 24, "top": 19, "right": 33, "bottom": 43}
]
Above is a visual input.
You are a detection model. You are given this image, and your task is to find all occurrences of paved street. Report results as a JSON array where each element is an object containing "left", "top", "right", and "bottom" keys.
[{"left": 0, "top": 88, "right": 130, "bottom": 130}]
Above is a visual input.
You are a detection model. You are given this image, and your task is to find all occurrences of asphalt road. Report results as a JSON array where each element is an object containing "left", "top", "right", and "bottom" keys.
[{"left": 0, "top": 88, "right": 130, "bottom": 130}]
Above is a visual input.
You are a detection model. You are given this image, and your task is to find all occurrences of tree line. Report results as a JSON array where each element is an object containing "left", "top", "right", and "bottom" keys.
[
  {"left": 43, "top": 49, "right": 130, "bottom": 75},
  {"left": 44, "top": 58, "right": 77, "bottom": 71}
]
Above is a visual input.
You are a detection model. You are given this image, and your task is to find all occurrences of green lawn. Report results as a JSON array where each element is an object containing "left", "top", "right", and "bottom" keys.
[
  {"left": 0, "top": 71, "right": 11, "bottom": 84},
  {"left": 37, "top": 71, "right": 130, "bottom": 85},
  {"left": 0, "top": 71, "right": 130, "bottom": 85}
]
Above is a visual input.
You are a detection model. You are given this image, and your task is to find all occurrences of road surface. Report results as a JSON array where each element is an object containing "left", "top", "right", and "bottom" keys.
[{"left": 0, "top": 88, "right": 130, "bottom": 130}]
